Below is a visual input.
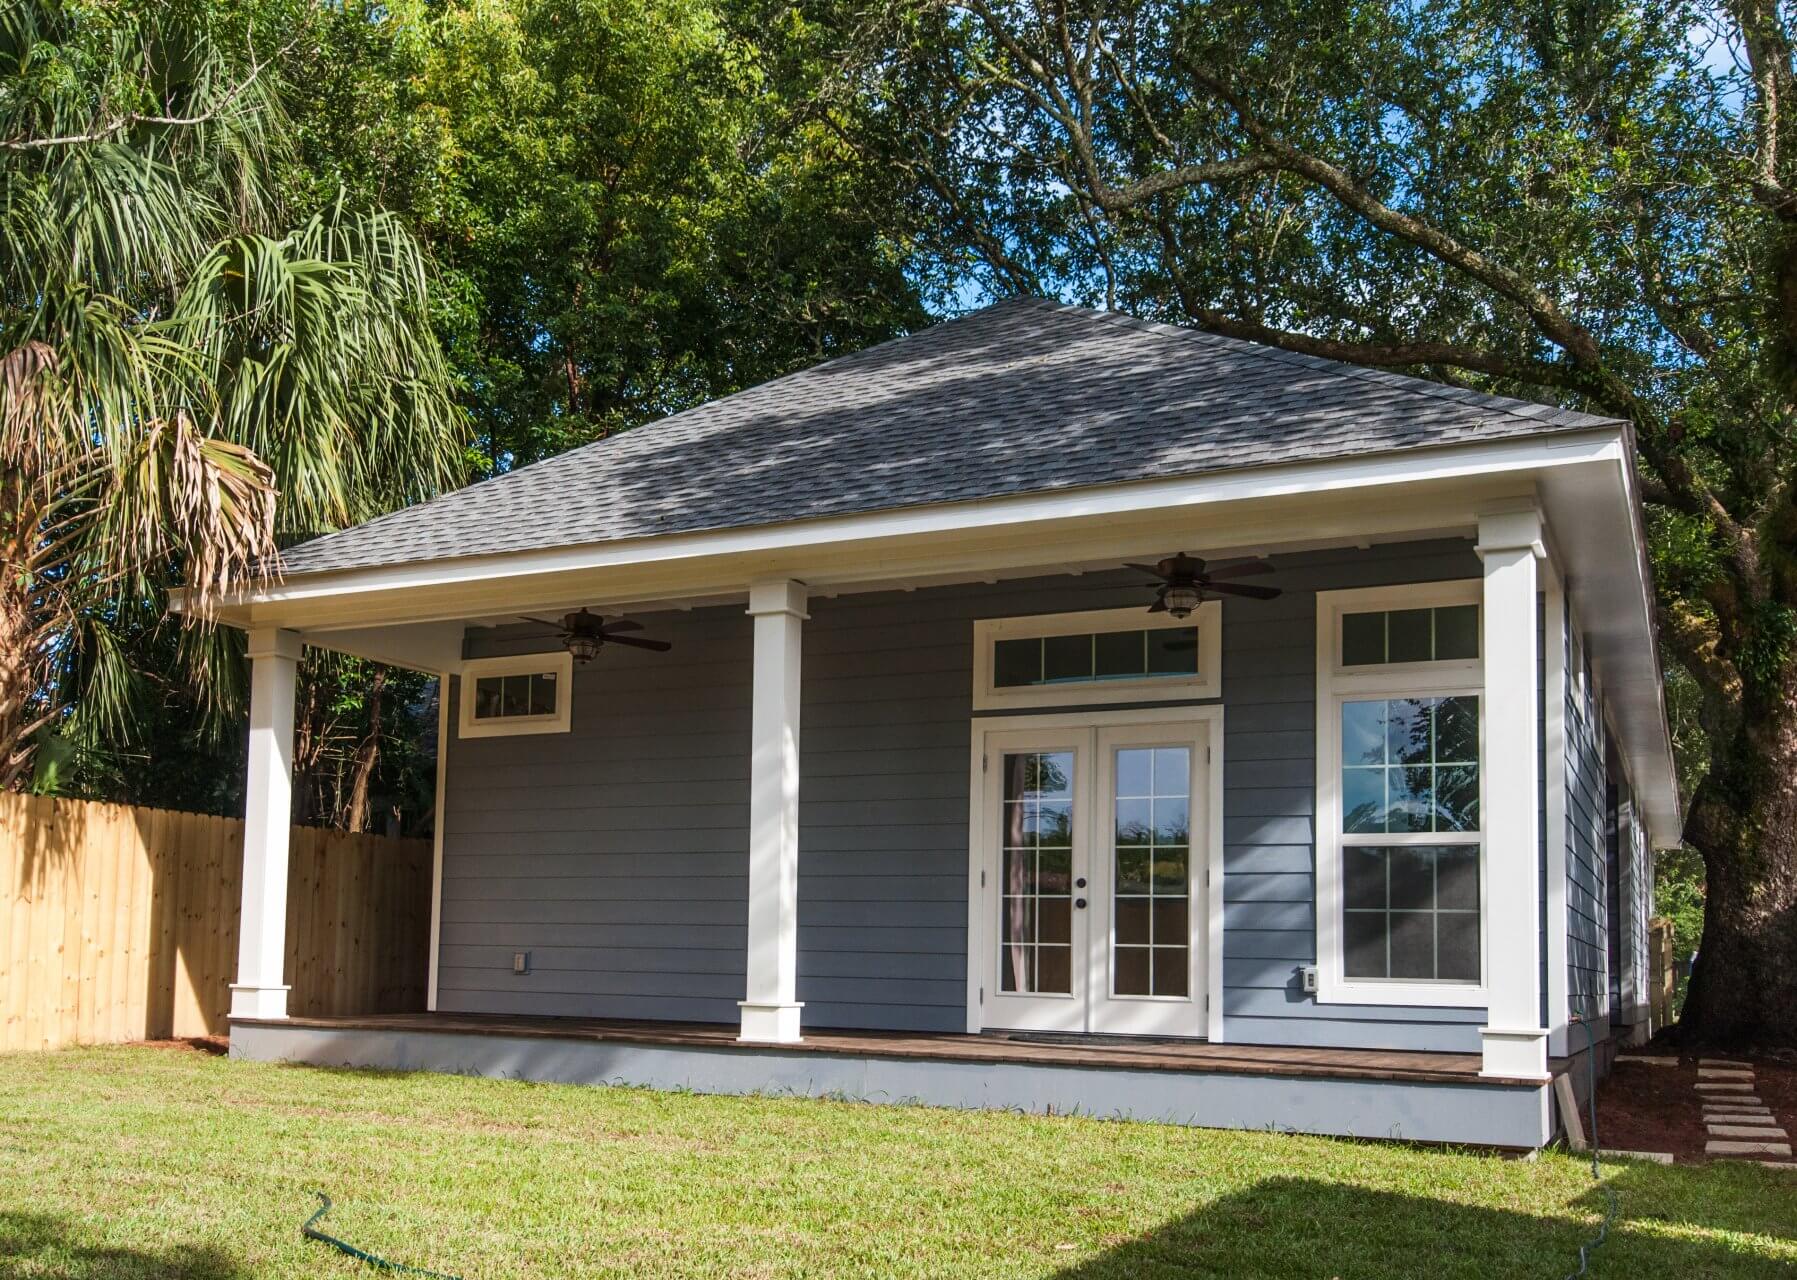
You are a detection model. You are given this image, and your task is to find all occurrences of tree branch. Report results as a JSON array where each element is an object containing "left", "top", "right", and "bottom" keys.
[{"left": 0, "top": 37, "right": 289, "bottom": 153}]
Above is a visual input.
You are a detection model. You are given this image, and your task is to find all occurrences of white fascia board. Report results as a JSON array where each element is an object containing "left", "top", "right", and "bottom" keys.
[
  {"left": 205, "top": 430, "right": 1629, "bottom": 618},
  {"left": 1536, "top": 444, "right": 1682, "bottom": 849}
]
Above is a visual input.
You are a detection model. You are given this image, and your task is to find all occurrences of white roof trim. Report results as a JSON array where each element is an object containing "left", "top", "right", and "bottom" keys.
[
  {"left": 179, "top": 425, "right": 1680, "bottom": 847},
  {"left": 194, "top": 429, "right": 1626, "bottom": 611}
]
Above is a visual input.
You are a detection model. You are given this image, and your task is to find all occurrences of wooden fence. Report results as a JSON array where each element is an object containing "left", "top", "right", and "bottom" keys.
[
  {"left": 0, "top": 792, "right": 432, "bottom": 1052},
  {"left": 1647, "top": 916, "right": 1676, "bottom": 1035}
]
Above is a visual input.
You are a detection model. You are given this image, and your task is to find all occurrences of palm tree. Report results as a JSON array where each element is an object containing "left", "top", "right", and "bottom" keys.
[{"left": 0, "top": 1, "right": 465, "bottom": 788}]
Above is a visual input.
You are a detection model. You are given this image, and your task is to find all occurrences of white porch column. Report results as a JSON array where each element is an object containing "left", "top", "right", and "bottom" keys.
[
  {"left": 229, "top": 627, "right": 302, "bottom": 1020},
  {"left": 1476, "top": 507, "right": 1551, "bottom": 1079},
  {"left": 739, "top": 580, "right": 807, "bottom": 1042}
]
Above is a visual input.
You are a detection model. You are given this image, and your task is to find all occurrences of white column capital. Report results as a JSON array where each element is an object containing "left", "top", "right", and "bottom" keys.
[
  {"left": 1474, "top": 504, "right": 1545, "bottom": 561},
  {"left": 746, "top": 579, "right": 809, "bottom": 619},
  {"left": 245, "top": 627, "right": 304, "bottom": 663}
]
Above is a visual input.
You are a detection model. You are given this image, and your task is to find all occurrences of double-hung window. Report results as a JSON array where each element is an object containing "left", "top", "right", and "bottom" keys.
[{"left": 1315, "top": 582, "right": 1486, "bottom": 1006}]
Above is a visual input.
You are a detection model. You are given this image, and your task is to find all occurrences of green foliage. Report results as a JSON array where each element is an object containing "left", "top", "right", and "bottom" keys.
[
  {"left": 1655, "top": 844, "right": 1706, "bottom": 968},
  {"left": 276, "top": 0, "right": 924, "bottom": 471},
  {"left": 7, "top": 0, "right": 923, "bottom": 824},
  {"left": 0, "top": 0, "right": 465, "bottom": 814}
]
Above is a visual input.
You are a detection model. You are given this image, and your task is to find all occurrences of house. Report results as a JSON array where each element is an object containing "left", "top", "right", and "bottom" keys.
[{"left": 199, "top": 299, "right": 1677, "bottom": 1149}]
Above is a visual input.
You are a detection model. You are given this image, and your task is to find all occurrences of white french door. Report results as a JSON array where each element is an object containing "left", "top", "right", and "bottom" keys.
[{"left": 975, "top": 713, "right": 1214, "bottom": 1038}]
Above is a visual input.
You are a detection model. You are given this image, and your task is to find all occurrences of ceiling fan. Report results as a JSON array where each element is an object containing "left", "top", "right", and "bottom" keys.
[
  {"left": 517, "top": 608, "right": 672, "bottom": 663},
  {"left": 1127, "top": 553, "right": 1282, "bottom": 618}
]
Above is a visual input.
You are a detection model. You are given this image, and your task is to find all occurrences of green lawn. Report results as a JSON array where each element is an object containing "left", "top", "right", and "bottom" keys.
[{"left": 0, "top": 1047, "right": 1792, "bottom": 1278}]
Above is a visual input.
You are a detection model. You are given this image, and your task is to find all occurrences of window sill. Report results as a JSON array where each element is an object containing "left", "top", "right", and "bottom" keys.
[{"left": 1314, "top": 977, "right": 1489, "bottom": 1009}]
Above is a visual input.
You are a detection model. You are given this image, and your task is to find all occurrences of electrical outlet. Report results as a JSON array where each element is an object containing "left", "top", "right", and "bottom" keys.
[
  {"left": 1300, "top": 964, "right": 1319, "bottom": 994},
  {"left": 513, "top": 951, "right": 530, "bottom": 975}
]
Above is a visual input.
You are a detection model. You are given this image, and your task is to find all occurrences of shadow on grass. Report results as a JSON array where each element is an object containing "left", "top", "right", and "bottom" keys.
[
  {"left": 1048, "top": 1171, "right": 1794, "bottom": 1279},
  {"left": 0, "top": 1211, "right": 243, "bottom": 1279}
]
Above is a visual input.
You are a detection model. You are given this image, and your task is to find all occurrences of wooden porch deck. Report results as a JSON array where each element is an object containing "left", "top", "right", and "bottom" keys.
[{"left": 241, "top": 1011, "right": 1555, "bottom": 1088}]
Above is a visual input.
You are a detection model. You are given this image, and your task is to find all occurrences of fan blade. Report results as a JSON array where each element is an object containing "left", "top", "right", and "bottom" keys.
[
  {"left": 600, "top": 619, "right": 643, "bottom": 633},
  {"left": 1146, "top": 598, "right": 1168, "bottom": 613},
  {"left": 518, "top": 615, "right": 564, "bottom": 629},
  {"left": 605, "top": 634, "right": 673, "bottom": 652},
  {"left": 1203, "top": 560, "right": 1274, "bottom": 580},
  {"left": 1207, "top": 581, "right": 1283, "bottom": 600}
]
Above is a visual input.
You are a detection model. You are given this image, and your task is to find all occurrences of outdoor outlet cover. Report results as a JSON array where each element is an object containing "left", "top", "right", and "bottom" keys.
[{"left": 513, "top": 952, "right": 530, "bottom": 975}]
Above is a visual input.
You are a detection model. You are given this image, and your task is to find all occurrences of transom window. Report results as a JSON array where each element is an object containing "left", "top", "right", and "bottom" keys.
[
  {"left": 974, "top": 604, "right": 1221, "bottom": 709},
  {"left": 994, "top": 628, "right": 1196, "bottom": 688},
  {"left": 1342, "top": 604, "right": 1479, "bottom": 666},
  {"left": 458, "top": 652, "right": 574, "bottom": 739},
  {"left": 1316, "top": 582, "right": 1485, "bottom": 1004}
]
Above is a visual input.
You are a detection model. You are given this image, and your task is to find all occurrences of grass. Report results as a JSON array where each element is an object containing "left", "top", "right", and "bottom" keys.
[{"left": 0, "top": 1047, "right": 1792, "bottom": 1278}]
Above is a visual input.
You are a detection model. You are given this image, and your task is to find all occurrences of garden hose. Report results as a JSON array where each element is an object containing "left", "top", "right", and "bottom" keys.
[
  {"left": 1560, "top": 1008, "right": 1619, "bottom": 1280},
  {"left": 302, "top": 1191, "right": 463, "bottom": 1280}
]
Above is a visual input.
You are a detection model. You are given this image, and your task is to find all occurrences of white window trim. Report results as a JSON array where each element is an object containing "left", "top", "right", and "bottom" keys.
[
  {"left": 456, "top": 651, "right": 574, "bottom": 738},
  {"left": 972, "top": 602, "right": 1222, "bottom": 710},
  {"left": 1315, "top": 581, "right": 1490, "bottom": 1008}
]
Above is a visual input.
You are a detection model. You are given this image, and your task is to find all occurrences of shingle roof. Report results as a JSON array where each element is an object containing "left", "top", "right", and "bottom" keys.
[{"left": 277, "top": 298, "right": 1618, "bottom": 577}]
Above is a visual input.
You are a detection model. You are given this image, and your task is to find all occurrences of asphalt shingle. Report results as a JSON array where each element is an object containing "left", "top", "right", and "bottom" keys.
[{"left": 277, "top": 298, "right": 1618, "bottom": 577}]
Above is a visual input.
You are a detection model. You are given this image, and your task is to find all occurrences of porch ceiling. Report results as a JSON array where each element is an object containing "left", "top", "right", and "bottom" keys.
[{"left": 189, "top": 425, "right": 1679, "bottom": 849}]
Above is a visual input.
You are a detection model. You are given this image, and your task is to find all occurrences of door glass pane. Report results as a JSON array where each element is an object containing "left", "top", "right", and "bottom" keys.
[
  {"left": 1112, "top": 746, "right": 1191, "bottom": 997},
  {"left": 999, "top": 750, "right": 1075, "bottom": 994}
]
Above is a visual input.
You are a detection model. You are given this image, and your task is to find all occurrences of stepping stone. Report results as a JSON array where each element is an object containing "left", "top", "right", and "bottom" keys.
[
  {"left": 1707, "top": 1139, "right": 1793, "bottom": 1157},
  {"left": 1702, "top": 1099, "right": 1764, "bottom": 1110},
  {"left": 1696, "top": 1082, "right": 1754, "bottom": 1092},
  {"left": 1707, "top": 1114, "right": 1779, "bottom": 1126},
  {"left": 1698, "top": 1057, "right": 1751, "bottom": 1066},
  {"left": 1606, "top": 1150, "right": 1674, "bottom": 1165},
  {"left": 1616, "top": 1055, "right": 1680, "bottom": 1066},
  {"left": 1708, "top": 1125, "right": 1789, "bottom": 1140},
  {"left": 1761, "top": 1162, "right": 1797, "bottom": 1171},
  {"left": 1698, "top": 1068, "right": 1755, "bottom": 1080}
]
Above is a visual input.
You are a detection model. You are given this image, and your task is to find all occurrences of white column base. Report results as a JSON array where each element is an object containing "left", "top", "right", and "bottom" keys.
[
  {"left": 229, "top": 984, "right": 292, "bottom": 1020},
  {"left": 738, "top": 1001, "right": 804, "bottom": 1043},
  {"left": 1480, "top": 1026, "right": 1550, "bottom": 1079}
]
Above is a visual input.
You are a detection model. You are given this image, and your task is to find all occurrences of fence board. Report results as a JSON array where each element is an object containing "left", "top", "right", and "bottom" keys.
[{"left": 0, "top": 792, "right": 429, "bottom": 1051}]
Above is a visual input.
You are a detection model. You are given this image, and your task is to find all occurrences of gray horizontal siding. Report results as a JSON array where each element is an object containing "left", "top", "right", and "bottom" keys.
[
  {"left": 1218, "top": 540, "right": 1486, "bottom": 1050},
  {"left": 436, "top": 538, "right": 1516, "bottom": 1053},
  {"left": 1564, "top": 622, "right": 1608, "bottom": 1022},
  {"left": 437, "top": 607, "right": 755, "bottom": 1023}
]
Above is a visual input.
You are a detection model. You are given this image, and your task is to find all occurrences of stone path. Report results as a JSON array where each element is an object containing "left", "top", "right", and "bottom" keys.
[{"left": 1698, "top": 1059, "right": 1793, "bottom": 1162}]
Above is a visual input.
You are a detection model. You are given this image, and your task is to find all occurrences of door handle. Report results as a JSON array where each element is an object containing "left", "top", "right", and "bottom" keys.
[
  {"left": 1075, "top": 897, "right": 1088, "bottom": 909},
  {"left": 1075, "top": 877, "right": 1088, "bottom": 889}
]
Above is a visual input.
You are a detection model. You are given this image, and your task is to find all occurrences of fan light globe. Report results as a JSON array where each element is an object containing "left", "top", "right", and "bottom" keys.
[
  {"left": 565, "top": 633, "right": 603, "bottom": 664},
  {"left": 1162, "top": 584, "right": 1202, "bottom": 619}
]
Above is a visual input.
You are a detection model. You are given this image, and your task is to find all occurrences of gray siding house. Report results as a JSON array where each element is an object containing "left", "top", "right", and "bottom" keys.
[{"left": 201, "top": 300, "right": 1678, "bottom": 1149}]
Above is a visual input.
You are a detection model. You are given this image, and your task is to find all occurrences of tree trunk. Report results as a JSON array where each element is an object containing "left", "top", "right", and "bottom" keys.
[
  {"left": 1677, "top": 666, "right": 1797, "bottom": 1046},
  {"left": 0, "top": 477, "right": 50, "bottom": 790},
  {"left": 343, "top": 666, "right": 386, "bottom": 834}
]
